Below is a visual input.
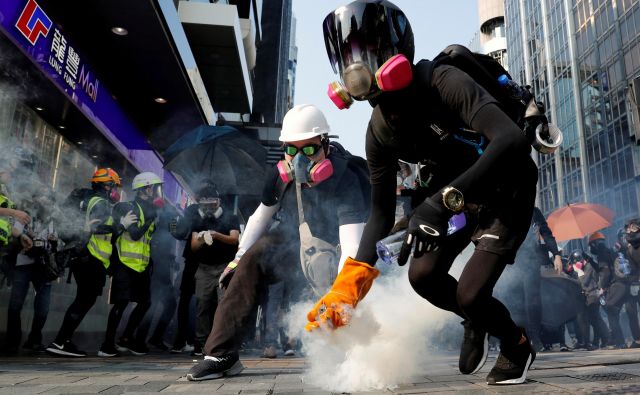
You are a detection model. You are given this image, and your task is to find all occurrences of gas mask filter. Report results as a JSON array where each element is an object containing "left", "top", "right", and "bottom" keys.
[
  {"left": 277, "top": 154, "right": 333, "bottom": 185},
  {"left": 327, "top": 54, "right": 413, "bottom": 109}
]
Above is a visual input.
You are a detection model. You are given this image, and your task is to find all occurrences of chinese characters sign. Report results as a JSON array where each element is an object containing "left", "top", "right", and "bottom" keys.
[{"left": 0, "top": 0, "right": 148, "bottom": 149}]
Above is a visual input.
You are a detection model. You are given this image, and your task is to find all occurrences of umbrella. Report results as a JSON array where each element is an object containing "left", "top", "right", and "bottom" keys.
[
  {"left": 164, "top": 125, "right": 267, "bottom": 196},
  {"left": 540, "top": 270, "right": 584, "bottom": 328},
  {"left": 546, "top": 203, "right": 614, "bottom": 242}
]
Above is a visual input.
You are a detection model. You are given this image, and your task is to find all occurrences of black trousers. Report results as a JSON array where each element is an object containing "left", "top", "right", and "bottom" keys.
[
  {"left": 577, "top": 302, "right": 609, "bottom": 346},
  {"left": 54, "top": 256, "right": 106, "bottom": 344},
  {"left": 406, "top": 222, "right": 523, "bottom": 346},
  {"left": 204, "top": 232, "right": 303, "bottom": 357}
]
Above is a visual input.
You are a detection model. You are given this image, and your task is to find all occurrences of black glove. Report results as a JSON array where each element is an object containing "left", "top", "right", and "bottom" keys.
[{"left": 398, "top": 198, "right": 450, "bottom": 266}]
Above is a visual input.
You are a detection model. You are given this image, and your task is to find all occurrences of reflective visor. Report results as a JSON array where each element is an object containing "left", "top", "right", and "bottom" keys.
[{"left": 322, "top": 1, "right": 411, "bottom": 78}]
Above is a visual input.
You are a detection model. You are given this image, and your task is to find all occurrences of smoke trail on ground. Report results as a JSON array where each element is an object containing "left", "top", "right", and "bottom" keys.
[{"left": 286, "top": 245, "right": 473, "bottom": 393}]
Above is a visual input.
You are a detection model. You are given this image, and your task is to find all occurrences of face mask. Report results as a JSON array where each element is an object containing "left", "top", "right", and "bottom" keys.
[
  {"left": 109, "top": 189, "right": 121, "bottom": 203},
  {"left": 327, "top": 54, "right": 413, "bottom": 109},
  {"left": 627, "top": 232, "right": 640, "bottom": 248},
  {"left": 278, "top": 155, "right": 334, "bottom": 185},
  {"left": 153, "top": 197, "right": 165, "bottom": 208}
]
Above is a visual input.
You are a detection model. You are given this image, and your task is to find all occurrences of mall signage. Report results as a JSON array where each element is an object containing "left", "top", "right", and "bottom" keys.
[{"left": 0, "top": 0, "right": 148, "bottom": 150}]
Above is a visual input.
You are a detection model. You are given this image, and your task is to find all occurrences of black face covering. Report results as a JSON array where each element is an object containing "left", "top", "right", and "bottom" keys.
[
  {"left": 626, "top": 232, "right": 640, "bottom": 248},
  {"left": 589, "top": 239, "right": 606, "bottom": 255}
]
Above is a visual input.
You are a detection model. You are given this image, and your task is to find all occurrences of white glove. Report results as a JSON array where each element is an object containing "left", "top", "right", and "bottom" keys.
[
  {"left": 198, "top": 231, "right": 213, "bottom": 246},
  {"left": 120, "top": 210, "right": 138, "bottom": 228}
]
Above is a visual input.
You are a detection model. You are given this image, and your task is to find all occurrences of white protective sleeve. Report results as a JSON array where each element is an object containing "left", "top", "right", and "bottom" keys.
[
  {"left": 338, "top": 222, "right": 366, "bottom": 272},
  {"left": 237, "top": 203, "right": 279, "bottom": 257}
]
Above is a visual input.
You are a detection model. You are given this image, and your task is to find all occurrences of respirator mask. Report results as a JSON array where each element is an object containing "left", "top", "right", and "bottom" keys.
[
  {"left": 323, "top": 0, "right": 415, "bottom": 109},
  {"left": 277, "top": 142, "right": 333, "bottom": 185},
  {"left": 199, "top": 197, "right": 221, "bottom": 218}
]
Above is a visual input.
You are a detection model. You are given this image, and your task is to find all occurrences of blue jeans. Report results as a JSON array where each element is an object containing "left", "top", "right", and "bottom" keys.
[{"left": 6, "top": 264, "right": 52, "bottom": 346}]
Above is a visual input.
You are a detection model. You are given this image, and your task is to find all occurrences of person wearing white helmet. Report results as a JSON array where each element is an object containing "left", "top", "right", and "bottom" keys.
[
  {"left": 187, "top": 104, "right": 370, "bottom": 381},
  {"left": 98, "top": 171, "right": 163, "bottom": 357}
]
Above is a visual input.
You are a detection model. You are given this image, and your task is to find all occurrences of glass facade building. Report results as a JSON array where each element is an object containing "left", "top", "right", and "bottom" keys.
[{"left": 505, "top": 0, "right": 640, "bottom": 232}]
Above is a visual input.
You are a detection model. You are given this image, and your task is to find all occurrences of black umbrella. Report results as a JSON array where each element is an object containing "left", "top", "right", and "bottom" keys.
[
  {"left": 164, "top": 125, "right": 267, "bottom": 196},
  {"left": 540, "top": 271, "right": 584, "bottom": 328}
]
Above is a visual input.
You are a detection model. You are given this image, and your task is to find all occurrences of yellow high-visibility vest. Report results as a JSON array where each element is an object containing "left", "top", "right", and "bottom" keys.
[
  {"left": 86, "top": 196, "right": 113, "bottom": 268},
  {"left": 116, "top": 202, "right": 154, "bottom": 272},
  {"left": 0, "top": 194, "right": 16, "bottom": 246}
]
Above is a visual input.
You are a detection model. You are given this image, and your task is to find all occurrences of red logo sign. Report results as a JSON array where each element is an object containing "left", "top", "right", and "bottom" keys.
[{"left": 15, "top": 0, "right": 52, "bottom": 45}]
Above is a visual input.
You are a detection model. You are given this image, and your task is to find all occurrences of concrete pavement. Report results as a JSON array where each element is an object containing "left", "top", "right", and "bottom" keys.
[{"left": 0, "top": 348, "right": 639, "bottom": 394}]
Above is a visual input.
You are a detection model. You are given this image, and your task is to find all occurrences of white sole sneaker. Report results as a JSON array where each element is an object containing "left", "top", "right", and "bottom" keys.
[
  {"left": 45, "top": 343, "right": 86, "bottom": 358},
  {"left": 470, "top": 333, "right": 489, "bottom": 374},
  {"left": 488, "top": 352, "right": 534, "bottom": 385},
  {"left": 186, "top": 360, "right": 244, "bottom": 382}
]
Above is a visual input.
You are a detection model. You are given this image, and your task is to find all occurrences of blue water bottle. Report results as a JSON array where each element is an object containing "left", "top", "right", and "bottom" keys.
[
  {"left": 497, "top": 74, "right": 527, "bottom": 101},
  {"left": 618, "top": 252, "right": 631, "bottom": 276}
]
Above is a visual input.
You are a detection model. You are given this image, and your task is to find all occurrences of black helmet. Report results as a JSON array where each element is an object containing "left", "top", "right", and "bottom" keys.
[
  {"left": 196, "top": 184, "right": 220, "bottom": 201},
  {"left": 323, "top": 0, "right": 414, "bottom": 86},
  {"left": 569, "top": 250, "right": 585, "bottom": 263}
]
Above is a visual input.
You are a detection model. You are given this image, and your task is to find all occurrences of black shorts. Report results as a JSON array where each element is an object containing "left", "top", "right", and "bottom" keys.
[
  {"left": 467, "top": 183, "right": 536, "bottom": 263},
  {"left": 109, "top": 261, "right": 151, "bottom": 304},
  {"left": 72, "top": 255, "right": 107, "bottom": 297}
]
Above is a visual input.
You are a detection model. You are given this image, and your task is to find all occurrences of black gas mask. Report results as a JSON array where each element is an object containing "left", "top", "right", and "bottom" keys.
[
  {"left": 589, "top": 239, "right": 607, "bottom": 255},
  {"left": 199, "top": 197, "right": 221, "bottom": 218},
  {"left": 626, "top": 224, "right": 640, "bottom": 248}
]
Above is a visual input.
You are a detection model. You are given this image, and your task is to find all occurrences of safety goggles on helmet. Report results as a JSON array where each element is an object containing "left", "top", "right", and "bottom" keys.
[{"left": 283, "top": 143, "right": 323, "bottom": 157}]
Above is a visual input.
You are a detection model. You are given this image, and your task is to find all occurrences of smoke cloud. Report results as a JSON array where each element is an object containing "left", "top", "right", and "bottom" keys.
[{"left": 286, "top": 245, "right": 474, "bottom": 393}]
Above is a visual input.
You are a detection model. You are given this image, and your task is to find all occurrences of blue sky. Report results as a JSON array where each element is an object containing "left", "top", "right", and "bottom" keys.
[{"left": 291, "top": 1, "right": 480, "bottom": 157}]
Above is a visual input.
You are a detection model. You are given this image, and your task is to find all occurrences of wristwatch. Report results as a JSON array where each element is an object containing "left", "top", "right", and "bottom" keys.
[{"left": 442, "top": 186, "right": 464, "bottom": 213}]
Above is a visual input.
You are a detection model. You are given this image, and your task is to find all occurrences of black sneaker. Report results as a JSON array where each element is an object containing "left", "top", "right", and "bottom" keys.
[
  {"left": 486, "top": 330, "right": 536, "bottom": 385},
  {"left": 186, "top": 353, "right": 244, "bottom": 381},
  {"left": 98, "top": 343, "right": 121, "bottom": 358},
  {"left": 190, "top": 344, "right": 203, "bottom": 357},
  {"left": 171, "top": 343, "right": 194, "bottom": 354},
  {"left": 23, "top": 340, "right": 46, "bottom": 353},
  {"left": 148, "top": 337, "right": 168, "bottom": 351},
  {"left": 459, "top": 320, "right": 488, "bottom": 374},
  {"left": 45, "top": 341, "right": 87, "bottom": 357},
  {"left": 117, "top": 338, "right": 148, "bottom": 356}
]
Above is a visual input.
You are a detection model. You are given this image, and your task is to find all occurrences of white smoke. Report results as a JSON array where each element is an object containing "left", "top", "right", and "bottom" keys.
[{"left": 286, "top": 245, "right": 474, "bottom": 393}]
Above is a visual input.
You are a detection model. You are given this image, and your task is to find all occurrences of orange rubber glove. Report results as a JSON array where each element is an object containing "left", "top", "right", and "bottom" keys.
[{"left": 305, "top": 257, "right": 380, "bottom": 331}]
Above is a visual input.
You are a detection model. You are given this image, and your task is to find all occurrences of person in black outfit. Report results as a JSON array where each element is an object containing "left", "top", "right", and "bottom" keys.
[
  {"left": 136, "top": 203, "right": 180, "bottom": 351},
  {"left": 589, "top": 232, "right": 627, "bottom": 348},
  {"left": 170, "top": 184, "right": 214, "bottom": 354},
  {"left": 189, "top": 185, "right": 240, "bottom": 356},
  {"left": 501, "top": 207, "right": 562, "bottom": 351},
  {"left": 186, "top": 104, "right": 369, "bottom": 381},
  {"left": 46, "top": 168, "right": 122, "bottom": 357},
  {"left": 567, "top": 250, "right": 610, "bottom": 349},
  {"left": 98, "top": 172, "right": 160, "bottom": 357},
  {"left": 619, "top": 221, "right": 640, "bottom": 348},
  {"left": 306, "top": 0, "right": 539, "bottom": 385}
]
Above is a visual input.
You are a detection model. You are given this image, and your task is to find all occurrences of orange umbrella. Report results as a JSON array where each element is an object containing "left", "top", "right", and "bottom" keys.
[{"left": 547, "top": 203, "right": 614, "bottom": 242}]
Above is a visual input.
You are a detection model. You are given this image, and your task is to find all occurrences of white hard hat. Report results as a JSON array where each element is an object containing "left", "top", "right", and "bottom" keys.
[
  {"left": 279, "top": 104, "right": 331, "bottom": 142},
  {"left": 132, "top": 172, "right": 163, "bottom": 190}
]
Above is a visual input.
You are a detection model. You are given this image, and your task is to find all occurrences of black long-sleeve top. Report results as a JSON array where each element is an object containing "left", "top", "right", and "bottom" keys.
[
  {"left": 112, "top": 196, "right": 157, "bottom": 241},
  {"left": 355, "top": 63, "right": 537, "bottom": 265}
]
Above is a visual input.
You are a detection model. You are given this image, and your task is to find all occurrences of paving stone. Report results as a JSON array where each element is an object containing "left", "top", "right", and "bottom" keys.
[{"left": 38, "top": 384, "right": 113, "bottom": 393}]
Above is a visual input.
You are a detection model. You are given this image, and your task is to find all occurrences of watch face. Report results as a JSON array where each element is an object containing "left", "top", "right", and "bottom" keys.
[{"left": 445, "top": 189, "right": 464, "bottom": 211}]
